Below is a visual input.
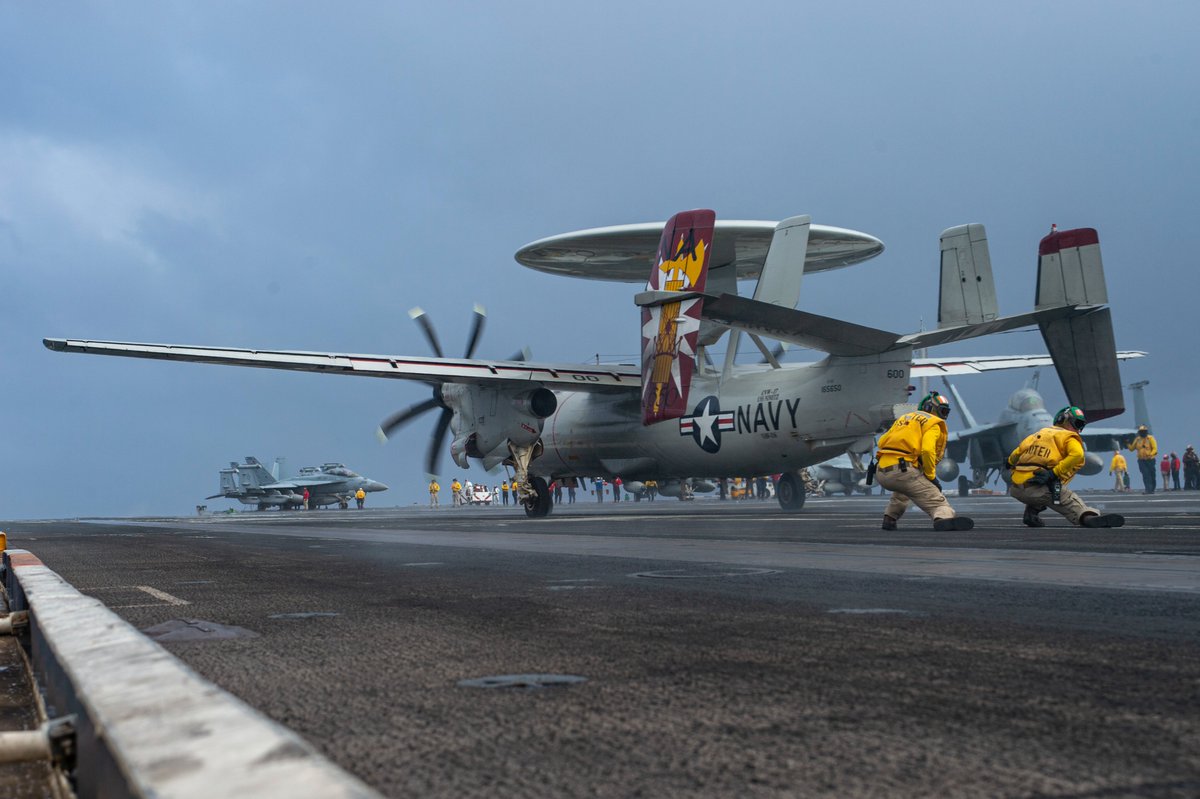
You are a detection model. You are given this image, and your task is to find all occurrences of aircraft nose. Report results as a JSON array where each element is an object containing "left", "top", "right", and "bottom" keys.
[{"left": 366, "top": 480, "right": 388, "bottom": 492}]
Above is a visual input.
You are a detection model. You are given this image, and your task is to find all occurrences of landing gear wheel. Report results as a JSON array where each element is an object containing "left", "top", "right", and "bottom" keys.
[
  {"left": 776, "top": 473, "right": 806, "bottom": 511},
  {"left": 958, "top": 475, "right": 969, "bottom": 498},
  {"left": 524, "top": 475, "right": 553, "bottom": 518}
]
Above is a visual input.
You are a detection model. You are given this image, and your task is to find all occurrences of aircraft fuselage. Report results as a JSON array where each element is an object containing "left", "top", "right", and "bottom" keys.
[{"left": 536, "top": 352, "right": 912, "bottom": 480}]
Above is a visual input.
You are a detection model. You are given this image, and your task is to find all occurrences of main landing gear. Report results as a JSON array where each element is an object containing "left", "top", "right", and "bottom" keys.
[{"left": 775, "top": 472, "right": 806, "bottom": 511}]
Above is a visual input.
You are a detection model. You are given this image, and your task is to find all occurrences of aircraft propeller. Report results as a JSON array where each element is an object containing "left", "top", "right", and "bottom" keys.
[{"left": 377, "top": 304, "right": 527, "bottom": 477}]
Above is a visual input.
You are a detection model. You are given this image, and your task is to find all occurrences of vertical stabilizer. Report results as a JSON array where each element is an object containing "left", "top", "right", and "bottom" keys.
[
  {"left": 1036, "top": 227, "right": 1108, "bottom": 309},
  {"left": 938, "top": 224, "right": 998, "bottom": 327},
  {"left": 1034, "top": 227, "right": 1122, "bottom": 421},
  {"left": 640, "top": 209, "right": 715, "bottom": 425},
  {"left": 753, "top": 215, "right": 811, "bottom": 308},
  {"left": 1128, "top": 380, "right": 1151, "bottom": 430}
]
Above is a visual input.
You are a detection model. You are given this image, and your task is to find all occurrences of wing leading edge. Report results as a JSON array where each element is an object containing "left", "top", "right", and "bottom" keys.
[{"left": 42, "top": 338, "right": 641, "bottom": 392}]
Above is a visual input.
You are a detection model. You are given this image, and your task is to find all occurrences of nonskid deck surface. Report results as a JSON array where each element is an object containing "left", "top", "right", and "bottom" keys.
[{"left": 4, "top": 491, "right": 1199, "bottom": 798}]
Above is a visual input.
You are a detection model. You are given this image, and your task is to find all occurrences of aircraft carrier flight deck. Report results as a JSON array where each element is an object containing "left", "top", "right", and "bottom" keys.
[{"left": 3, "top": 492, "right": 1199, "bottom": 798}]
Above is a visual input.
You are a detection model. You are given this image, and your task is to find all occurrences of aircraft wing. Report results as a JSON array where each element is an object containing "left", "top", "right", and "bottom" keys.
[
  {"left": 1080, "top": 427, "right": 1139, "bottom": 450},
  {"left": 912, "top": 351, "right": 1144, "bottom": 378},
  {"left": 43, "top": 339, "right": 641, "bottom": 392},
  {"left": 946, "top": 421, "right": 1016, "bottom": 445}
]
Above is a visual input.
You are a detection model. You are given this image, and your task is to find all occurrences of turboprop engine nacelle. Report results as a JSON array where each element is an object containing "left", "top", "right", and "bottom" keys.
[
  {"left": 443, "top": 384, "right": 555, "bottom": 468},
  {"left": 1079, "top": 452, "right": 1104, "bottom": 476},
  {"left": 936, "top": 459, "right": 961, "bottom": 482}
]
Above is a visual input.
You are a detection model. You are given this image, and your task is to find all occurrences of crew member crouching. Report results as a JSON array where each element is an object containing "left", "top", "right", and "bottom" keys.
[
  {"left": 1006, "top": 405, "right": 1125, "bottom": 528},
  {"left": 875, "top": 392, "right": 974, "bottom": 532}
]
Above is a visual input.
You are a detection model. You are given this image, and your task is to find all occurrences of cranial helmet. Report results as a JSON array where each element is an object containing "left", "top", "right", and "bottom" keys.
[
  {"left": 918, "top": 392, "right": 951, "bottom": 419},
  {"left": 1054, "top": 405, "right": 1087, "bottom": 431},
  {"left": 1138, "top": 425, "right": 1149, "bottom": 433}
]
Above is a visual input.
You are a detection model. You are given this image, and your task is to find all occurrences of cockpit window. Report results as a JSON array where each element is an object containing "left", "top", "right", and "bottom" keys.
[{"left": 1009, "top": 390, "right": 1044, "bottom": 413}]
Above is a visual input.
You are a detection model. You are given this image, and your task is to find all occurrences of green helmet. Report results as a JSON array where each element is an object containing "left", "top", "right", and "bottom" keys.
[
  {"left": 918, "top": 392, "right": 951, "bottom": 419},
  {"left": 1054, "top": 405, "right": 1087, "bottom": 431}
]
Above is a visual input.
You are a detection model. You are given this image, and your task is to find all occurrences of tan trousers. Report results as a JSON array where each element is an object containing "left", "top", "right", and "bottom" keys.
[
  {"left": 876, "top": 466, "right": 955, "bottom": 522},
  {"left": 1009, "top": 481, "right": 1095, "bottom": 525}
]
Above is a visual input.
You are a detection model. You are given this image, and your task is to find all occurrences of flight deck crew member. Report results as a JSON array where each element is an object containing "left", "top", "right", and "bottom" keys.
[
  {"left": 302, "top": 487, "right": 310, "bottom": 510},
  {"left": 1109, "top": 451, "right": 1128, "bottom": 492},
  {"left": 875, "top": 392, "right": 974, "bottom": 532},
  {"left": 1170, "top": 452, "right": 1182, "bottom": 491},
  {"left": 429, "top": 479, "right": 440, "bottom": 507},
  {"left": 451, "top": 478, "right": 463, "bottom": 505},
  {"left": 1161, "top": 455, "right": 1171, "bottom": 491},
  {"left": 501, "top": 480, "right": 510, "bottom": 505},
  {"left": 1127, "top": 425, "right": 1158, "bottom": 493},
  {"left": 1007, "top": 406, "right": 1125, "bottom": 528},
  {"left": 355, "top": 487, "right": 366, "bottom": 509},
  {"left": 1184, "top": 446, "right": 1200, "bottom": 490}
]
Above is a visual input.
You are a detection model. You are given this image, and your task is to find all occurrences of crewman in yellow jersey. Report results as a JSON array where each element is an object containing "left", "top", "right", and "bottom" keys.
[
  {"left": 1126, "top": 424, "right": 1158, "bottom": 494},
  {"left": 1007, "top": 406, "right": 1125, "bottom": 528},
  {"left": 428, "top": 479, "right": 440, "bottom": 507},
  {"left": 874, "top": 392, "right": 974, "bottom": 532},
  {"left": 1109, "top": 451, "right": 1128, "bottom": 492}
]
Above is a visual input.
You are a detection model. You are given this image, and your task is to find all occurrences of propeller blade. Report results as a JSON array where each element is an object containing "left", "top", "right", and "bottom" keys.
[
  {"left": 408, "top": 307, "right": 444, "bottom": 358},
  {"left": 377, "top": 396, "right": 441, "bottom": 441},
  {"left": 463, "top": 303, "right": 486, "bottom": 359},
  {"left": 426, "top": 407, "right": 453, "bottom": 477}
]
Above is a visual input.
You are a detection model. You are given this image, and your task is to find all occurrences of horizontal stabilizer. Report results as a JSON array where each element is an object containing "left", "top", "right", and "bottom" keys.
[
  {"left": 938, "top": 224, "right": 998, "bottom": 328},
  {"left": 697, "top": 293, "right": 900, "bottom": 356},
  {"left": 1039, "top": 306, "right": 1124, "bottom": 421},
  {"left": 901, "top": 305, "right": 1078, "bottom": 350}
]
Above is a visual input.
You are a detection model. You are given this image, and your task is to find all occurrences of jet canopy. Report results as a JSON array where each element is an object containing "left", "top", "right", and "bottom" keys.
[{"left": 1009, "top": 389, "right": 1045, "bottom": 413}]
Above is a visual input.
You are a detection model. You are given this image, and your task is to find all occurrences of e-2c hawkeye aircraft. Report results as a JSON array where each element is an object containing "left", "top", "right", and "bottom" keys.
[{"left": 46, "top": 210, "right": 1130, "bottom": 518}]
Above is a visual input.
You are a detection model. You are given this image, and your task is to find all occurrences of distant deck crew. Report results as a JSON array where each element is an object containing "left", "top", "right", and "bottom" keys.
[
  {"left": 451, "top": 478, "right": 463, "bottom": 505},
  {"left": 429, "top": 479, "right": 440, "bottom": 507},
  {"left": 1109, "top": 452, "right": 1128, "bottom": 492},
  {"left": 1184, "top": 446, "right": 1200, "bottom": 490},
  {"left": 874, "top": 392, "right": 974, "bottom": 532},
  {"left": 355, "top": 487, "right": 367, "bottom": 509},
  {"left": 1007, "top": 406, "right": 1124, "bottom": 528},
  {"left": 1127, "top": 425, "right": 1158, "bottom": 494},
  {"left": 501, "top": 480, "right": 510, "bottom": 506}
]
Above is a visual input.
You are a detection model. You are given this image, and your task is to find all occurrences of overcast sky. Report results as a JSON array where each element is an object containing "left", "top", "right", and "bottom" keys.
[{"left": 2, "top": 2, "right": 1197, "bottom": 518}]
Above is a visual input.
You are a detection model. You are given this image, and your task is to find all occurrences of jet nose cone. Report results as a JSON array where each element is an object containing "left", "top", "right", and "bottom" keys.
[{"left": 367, "top": 480, "right": 388, "bottom": 492}]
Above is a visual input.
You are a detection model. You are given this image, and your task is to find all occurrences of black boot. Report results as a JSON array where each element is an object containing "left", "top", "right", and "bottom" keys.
[
  {"left": 1023, "top": 506, "right": 1045, "bottom": 528},
  {"left": 1081, "top": 513, "right": 1125, "bottom": 528},
  {"left": 881, "top": 515, "right": 897, "bottom": 531},
  {"left": 933, "top": 516, "right": 974, "bottom": 531}
]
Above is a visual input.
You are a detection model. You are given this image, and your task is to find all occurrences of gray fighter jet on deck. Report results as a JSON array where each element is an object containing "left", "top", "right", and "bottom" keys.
[
  {"left": 936, "top": 373, "right": 1148, "bottom": 496},
  {"left": 210, "top": 457, "right": 388, "bottom": 510}
]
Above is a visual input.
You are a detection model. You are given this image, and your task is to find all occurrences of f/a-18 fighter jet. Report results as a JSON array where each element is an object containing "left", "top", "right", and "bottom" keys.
[{"left": 209, "top": 457, "right": 388, "bottom": 510}]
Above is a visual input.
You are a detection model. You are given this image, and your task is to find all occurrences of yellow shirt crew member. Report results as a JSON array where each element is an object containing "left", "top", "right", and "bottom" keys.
[
  {"left": 873, "top": 392, "right": 973, "bottom": 532},
  {"left": 1109, "top": 452, "right": 1128, "bottom": 492},
  {"left": 1127, "top": 425, "right": 1159, "bottom": 494},
  {"left": 1006, "top": 406, "right": 1124, "bottom": 528}
]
